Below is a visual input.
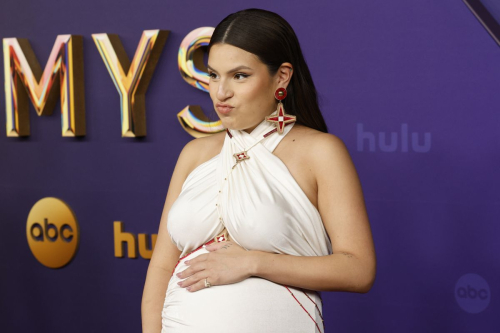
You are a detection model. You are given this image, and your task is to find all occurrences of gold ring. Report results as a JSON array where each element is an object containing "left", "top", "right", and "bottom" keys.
[{"left": 204, "top": 278, "right": 211, "bottom": 288}]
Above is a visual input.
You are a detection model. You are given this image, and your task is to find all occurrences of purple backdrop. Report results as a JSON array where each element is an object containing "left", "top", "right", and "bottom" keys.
[{"left": 0, "top": 0, "right": 498, "bottom": 332}]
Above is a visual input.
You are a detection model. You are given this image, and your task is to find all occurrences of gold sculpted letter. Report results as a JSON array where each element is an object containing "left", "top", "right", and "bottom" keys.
[
  {"left": 177, "top": 27, "right": 224, "bottom": 138},
  {"left": 3, "top": 35, "right": 85, "bottom": 137},
  {"left": 92, "top": 30, "right": 169, "bottom": 137}
]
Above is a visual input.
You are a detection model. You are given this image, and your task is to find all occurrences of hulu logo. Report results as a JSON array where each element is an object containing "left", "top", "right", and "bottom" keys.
[
  {"left": 357, "top": 123, "right": 431, "bottom": 153},
  {"left": 113, "top": 221, "right": 157, "bottom": 259}
]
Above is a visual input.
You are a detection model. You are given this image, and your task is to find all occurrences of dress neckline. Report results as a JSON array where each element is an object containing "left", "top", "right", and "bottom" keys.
[{"left": 227, "top": 110, "right": 280, "bottom": 140}]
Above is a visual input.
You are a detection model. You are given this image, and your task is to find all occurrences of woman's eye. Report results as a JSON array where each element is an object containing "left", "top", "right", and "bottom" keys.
[
  {"left": 234, "top": 73, "right": 249, "bottom": 80},
  {"left": 207, "top": 72, "right": 217, "bottom": 79}
]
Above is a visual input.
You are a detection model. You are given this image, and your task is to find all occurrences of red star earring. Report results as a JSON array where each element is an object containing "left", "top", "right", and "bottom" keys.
[{"left": 265, "top": 87, "right": 296, "bottom": 134}]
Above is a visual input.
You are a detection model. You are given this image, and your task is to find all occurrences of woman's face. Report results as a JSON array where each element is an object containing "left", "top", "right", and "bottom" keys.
[{"left": 207, "top": 43, "right": 278, "bottom": 133}]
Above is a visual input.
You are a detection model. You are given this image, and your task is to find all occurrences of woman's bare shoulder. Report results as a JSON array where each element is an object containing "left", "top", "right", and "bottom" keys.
[
  {"left": 181, "top": 130, "right": 226, "bottom": 170},
  {"left": 290, "top": 124, "right": 351, "bottom": 172},
  {"left": 290, "top": 124, "right": 346, "bottom": 150}
]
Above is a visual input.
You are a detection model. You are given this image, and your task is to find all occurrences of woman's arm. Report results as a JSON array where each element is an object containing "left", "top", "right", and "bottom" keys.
[
  {"left": 141, "top": 140, "right": 199, "bottom": 332},
  {"left": 179, "top": 133, "right": 376, "bottom": 293},
  {"left": 249, "top": 250, "right": 374, "bottom": 293},
  {"left": 251, "top": 133, "right": 376, "bottom": 292}
]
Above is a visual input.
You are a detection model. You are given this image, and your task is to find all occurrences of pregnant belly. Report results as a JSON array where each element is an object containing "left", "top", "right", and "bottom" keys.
[{"left": 162, "top": 246, "right": 324, "bottom": 333}]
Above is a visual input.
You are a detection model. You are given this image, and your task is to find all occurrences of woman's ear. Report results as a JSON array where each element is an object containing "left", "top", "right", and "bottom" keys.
[{"left": 276, "top": 62, "right": 293, "bottom": 89}]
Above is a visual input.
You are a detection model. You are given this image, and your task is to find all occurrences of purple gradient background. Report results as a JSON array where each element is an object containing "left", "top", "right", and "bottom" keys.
[{"left": 0, "top": 0, "right": 498, "bottom": 332}]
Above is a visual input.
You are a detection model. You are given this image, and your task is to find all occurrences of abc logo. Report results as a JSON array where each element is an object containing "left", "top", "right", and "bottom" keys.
[
  {"left": 455, "top": 273, "right": 490, "bottom": 313},
  {"left": 26, "top": 197, "right": 80, "bottom": 268}
]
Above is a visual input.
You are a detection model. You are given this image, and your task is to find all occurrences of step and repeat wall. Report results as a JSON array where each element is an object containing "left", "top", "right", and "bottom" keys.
[{"left": 0, "top": 0, "right": 498, "bottom": 331}]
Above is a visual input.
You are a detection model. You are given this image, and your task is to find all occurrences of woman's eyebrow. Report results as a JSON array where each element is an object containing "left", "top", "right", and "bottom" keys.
[{"left": 207, "top": 65, "right": 253, "bottom": 73}]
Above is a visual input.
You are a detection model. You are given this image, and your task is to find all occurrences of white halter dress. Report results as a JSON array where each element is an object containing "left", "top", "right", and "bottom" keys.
[{"left": 162, "top": 116, "right": 333, "bottom": 333}]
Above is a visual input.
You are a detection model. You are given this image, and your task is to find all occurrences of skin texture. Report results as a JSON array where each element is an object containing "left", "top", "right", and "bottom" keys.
[{"left": 175, "top": 44, "right": 377, "bottom": 293}]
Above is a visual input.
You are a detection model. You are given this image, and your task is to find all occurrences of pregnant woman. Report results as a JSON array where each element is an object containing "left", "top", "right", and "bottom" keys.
[{"left": 142, "top": 8, "right": 376, "bottom": 333}]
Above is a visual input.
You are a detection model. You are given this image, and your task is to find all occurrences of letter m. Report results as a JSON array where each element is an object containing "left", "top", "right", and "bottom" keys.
[{"left": 3, "top": 35, "right": 85, "bottom": 137}]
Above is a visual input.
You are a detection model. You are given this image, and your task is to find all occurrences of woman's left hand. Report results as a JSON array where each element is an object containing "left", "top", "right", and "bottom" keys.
[{"left": 176, "top": 241, "right": 254, "bottom": 292}]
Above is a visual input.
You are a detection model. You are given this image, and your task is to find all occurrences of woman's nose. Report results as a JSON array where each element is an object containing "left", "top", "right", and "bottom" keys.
[{"left": 217, "top": 81, "right": 233, "bottom": 100}]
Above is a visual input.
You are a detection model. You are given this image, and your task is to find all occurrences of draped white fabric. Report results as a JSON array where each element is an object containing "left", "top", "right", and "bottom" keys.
[{"left": 162, "top": 116, "right": 332, "bottom": 332}]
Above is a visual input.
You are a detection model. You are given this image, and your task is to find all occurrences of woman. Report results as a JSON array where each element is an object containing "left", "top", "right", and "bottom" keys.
[{"left": 142, "top": 8, "right": 376, "bottom": 333}]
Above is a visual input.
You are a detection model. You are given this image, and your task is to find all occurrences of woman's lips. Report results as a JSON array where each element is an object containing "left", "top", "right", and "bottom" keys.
[{"left": 216, "top": 105, "right": 234, "bottom": 114}]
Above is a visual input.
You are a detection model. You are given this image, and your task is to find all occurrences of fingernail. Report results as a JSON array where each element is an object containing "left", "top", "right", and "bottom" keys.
[
  {"left": 185, "top": 260, "right": 189, "bottom": 264},
  {"left": 176, "top": 273, "right": 181, "bottom": 278},
  {"left": 186, "top": 286, "right": 191, "bottom": 291},
  {"left": 177, "top": 282, "right": 182, "bottom": 286}
]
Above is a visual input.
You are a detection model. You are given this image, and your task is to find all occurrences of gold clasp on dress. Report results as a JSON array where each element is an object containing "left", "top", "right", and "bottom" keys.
[{"left": 214, "top": 228, "right": 229, "bottom": 242}]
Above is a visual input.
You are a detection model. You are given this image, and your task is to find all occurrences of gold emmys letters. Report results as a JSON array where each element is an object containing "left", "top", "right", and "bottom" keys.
[
  {"left": 3, "top": 35, "right": 85, "bottom": 137},
  {"left": 92, "top": 30, "right": 169, "bottom": 137},
  {"left": 4, "top": 28, "right": 221, "bottom": 138}
]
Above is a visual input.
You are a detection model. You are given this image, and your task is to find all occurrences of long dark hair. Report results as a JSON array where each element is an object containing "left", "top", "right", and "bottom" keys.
[{"left": 208, "top": 8, "right": 328, "bottom": 133}]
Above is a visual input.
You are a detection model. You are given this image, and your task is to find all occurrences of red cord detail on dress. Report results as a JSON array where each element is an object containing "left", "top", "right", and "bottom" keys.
[
  {"left": 284, "top": 285, "right": 323, "bottom": 333},
  {"left": 302, "top": 290, "right": 324, "bottom": 322},
  {"left": 226, "top": 121, "right": 294, "bottom": 140}
]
